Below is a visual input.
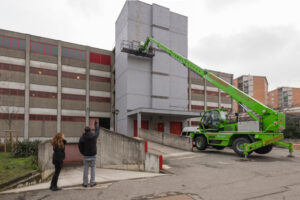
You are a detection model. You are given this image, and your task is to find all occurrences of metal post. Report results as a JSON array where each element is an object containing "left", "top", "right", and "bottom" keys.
[{"left": 137, "top": 112, "right": 141, "bottom": 137}]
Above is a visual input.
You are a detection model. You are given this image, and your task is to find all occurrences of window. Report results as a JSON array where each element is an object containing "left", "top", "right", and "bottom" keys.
[
  {"left": 90, "top": 52, "right": 111, "bottom": 65},
  {"left": 0, "top": 35, "right": 25, "bottom": 51},
  {"left": 30, "top": 41, "right": 57, "bottom": 56},
  {"left": 62, "top": 47, "right": 86, "bottom": 61}
]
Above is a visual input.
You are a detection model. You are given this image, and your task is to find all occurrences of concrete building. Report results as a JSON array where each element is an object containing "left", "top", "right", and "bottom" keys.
[
  {"left": 268, "top": 87, "right": 300, "bottom": 109},
  {"left": 0, "top": 29, "right": 113, "bottom": 141},
  {"left": 115, "top": 1, "right": 233, "bottom": 136},
  {"left": 233, "top": 75, "right": 268, "bottom": 113},
  {"left": 0, "top": 0, "right": 233, "bottom": 140}
]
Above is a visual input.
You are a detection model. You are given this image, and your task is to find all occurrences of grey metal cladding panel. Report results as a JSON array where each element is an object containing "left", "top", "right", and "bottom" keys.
[
  {"left": 62, "top": 58, "right": 85, "bottom": 68},
  {"left": 170, "top": 32, "right": 187, "bottom": 56},
  {"left": 152, "top": 98, "right": 170, "bottom": 109},
  {"left": 90, "top": 63, "right": 110, "bottom": 72},
  {"left": 152, "top": 27, "right": 170, "bottom": 46},
  {"left": 152, "top": 4, "right": 170, "bottom": 28},
  {"left": 152, "top": 74, "right": 169, "bottom": 97},
  {"left": 0, "top": 70, "right": 25, "bottom": 83},
  {"left": 30, "top": 74, "right": 57, "bottom": 86},
  {"left": 116, "top": 1, "right": 128, "bottom": 39},
  {"left": 30, "top": 98, "right": 57, "bottom": 109},
  {"left": 115, "top": 54, "right": 128, "bottom": 78},
  {"left": 0, "top": 48, "right": 25, "bottom": 59},
  {"left": 170, "top": 76, "right": 188, "bottom": 100},
  {"left": 127, "top": 94, "right": 151, "bottom": 110},
  {"left": 0, "top": 120, "right": 24, "bottom": 137},
  {"left": 115, "top": 70, "right": 127, "bottom": 102},
  {"left": 116, "top": 24, "right": 129, "bottom": 56},
  {"left": 62, "top": 122, "right": 85, "bottom": 137},
  {"left": 116, "top": 96, "right": 127, "bottom": 120},
  {"left": 152, "top": 51, "right": 170, "bottom": 74},
  {"left": 90, "top": 102, "right": 111, "bottom": 112},
  {"left": 89, "top": 81, "right": 110, "bottom": 92},
  {"left": 169, "top": 59, "right": 188, "bottom": 78},
  {"left": 170, "top": 12, "right": 188, "bottom": 35},
  {"left": 61, "top": 78, "right": 86, "bottom": 89},
  {"left": 169, "top": 98, "right": 188, "bottom": 111},
  {"left": 127, "top": 69, "right": 151, "bottom": 96},
  {"left": 0, "top": 96, "right": 24, "bottom": 107},
  {"left": 207, "top": 95, "right": 219, "bottom": 102},
  {"left": 128, "top": 56, "right": 151, "bottom": 72},
  {"left": 191, "top": 94, "right": 205, "bottom": 101},
  {"left": 62, "top": 99, "right": 86, "bottom": 110},
  {"left": 31, "top": 54, "right": 57, "bottom": 64},
  {"left": 128, "top": 1, "right": 152, "bottom": 26},
  {"left": 29, "top": 121, "right": 57, "bottom": 137},
  {"left": 128, "top": 21, "right": 151, "bottom": 42}
]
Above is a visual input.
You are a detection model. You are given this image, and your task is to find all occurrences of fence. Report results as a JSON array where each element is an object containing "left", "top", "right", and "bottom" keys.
[{"left": 0, "top": 130, "right": 18, "bottom": 152}]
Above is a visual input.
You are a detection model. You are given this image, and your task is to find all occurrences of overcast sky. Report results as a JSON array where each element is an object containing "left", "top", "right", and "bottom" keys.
[{"left": 1, "top": 0, "right": 299, "bottom": 90}]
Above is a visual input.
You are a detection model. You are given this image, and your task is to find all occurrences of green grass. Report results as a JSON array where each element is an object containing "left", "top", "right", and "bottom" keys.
[{"left": 0, "top": 152, "right": 38, "bottom": 185}]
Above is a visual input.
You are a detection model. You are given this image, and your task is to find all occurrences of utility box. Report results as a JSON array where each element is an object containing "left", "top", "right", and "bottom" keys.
[{"left": 238, "top": 121, "right": 259, "bottom": 132}]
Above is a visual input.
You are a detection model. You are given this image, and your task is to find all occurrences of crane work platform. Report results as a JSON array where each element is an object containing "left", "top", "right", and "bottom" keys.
[{"left": 121, "top": 40, "right": 154, "bottom": 58}]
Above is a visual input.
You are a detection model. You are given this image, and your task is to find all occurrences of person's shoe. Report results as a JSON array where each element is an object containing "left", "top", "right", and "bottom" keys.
[
  {"left": 90, "top": 183, "right": 97, "bottom": 187},
  {"left": 82, "top": 184, "right": 88, "bottom": 188},
  {"left": 51, "top": 187, "right": 62, "bottom": 191}
]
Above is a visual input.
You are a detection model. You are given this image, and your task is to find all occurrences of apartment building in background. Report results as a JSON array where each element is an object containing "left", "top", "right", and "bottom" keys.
[
  {"left": 233, "top": 75, "right": 268, "bottom": 113},
  {"left": 268, "top": 87, "right": 300, "bottom": 110},
  {"left": 0, "top": 29, "right": 113, "bottom": 141}
]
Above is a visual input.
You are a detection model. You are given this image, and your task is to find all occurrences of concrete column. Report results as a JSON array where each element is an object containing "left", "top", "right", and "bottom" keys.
[
  {"left": 57, "top": 41, "right": 62, "bottom": 133},
  {"left": 204, "top": 79, "right": 207, "bottom": 110},
  {"left": 137, "top": 112, "right": 141, "bottom": 137},
  {"left": 85, "top": 48, "right": 90, "bottom": 126},
  {"left": 218, "top": 88, "right": 221, "bottom": 108},
  {"left": 24, "top": 35, "right": 30, "bottom": 139}
]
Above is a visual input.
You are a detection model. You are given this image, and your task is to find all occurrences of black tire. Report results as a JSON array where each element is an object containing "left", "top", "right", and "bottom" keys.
[
  {"left": 194, "top": 135, "right": 207, "bottom": 150},
  {"left": 254, "top": 145, "right": 273, "bottom": 154},
  {"left": 214, "top": 146, "right": 225, "bottom": 150},
  {"left": 232, "top": 137, "right": 252, "bottom": 157}
]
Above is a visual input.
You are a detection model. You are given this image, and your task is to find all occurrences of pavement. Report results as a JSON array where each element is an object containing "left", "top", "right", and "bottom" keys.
[{"left": 1, "top": 167, "right": 164, "bottom": 194}]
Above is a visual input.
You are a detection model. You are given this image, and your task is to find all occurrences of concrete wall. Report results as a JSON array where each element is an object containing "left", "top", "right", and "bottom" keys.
[
  {"left": 97, "top": 128, "right": 146, "bottom": 171},
  {"left": 38, "top": 140, "right": 54, "bottom": 180},
  {"left": 139, "top": 129, "right": 193, "bottom": 151}
]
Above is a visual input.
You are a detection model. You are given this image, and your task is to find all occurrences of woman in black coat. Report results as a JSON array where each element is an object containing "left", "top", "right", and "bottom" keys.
[{"left": 50, "top": 133, "right": 66, "bottom": 191}]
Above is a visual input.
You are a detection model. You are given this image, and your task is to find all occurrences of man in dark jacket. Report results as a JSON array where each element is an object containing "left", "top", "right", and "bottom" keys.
[{"left": 78, "top": 120, "right": 99, "bottom": 187}]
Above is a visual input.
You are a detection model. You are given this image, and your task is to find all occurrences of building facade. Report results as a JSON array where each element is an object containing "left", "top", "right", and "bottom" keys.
[
  {"left": 233, "top": 75, "right": 268, "bottom": 113},
  {"left": 268, "top": 87, "right": 300, "bottom": 109},
  {"left": 0, "top": 29, "right": 113, "bottom": 140},
  {"left": 115, "top": 1, "right": 233, "bottom": 136}
]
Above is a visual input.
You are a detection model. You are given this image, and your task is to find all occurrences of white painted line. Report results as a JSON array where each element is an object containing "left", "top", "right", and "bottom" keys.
[
  {"left": 30, "top": 84, "right": 57, "bottom": 93},
  {"left": 62, "top": 65, "right": 86, "bottom": 74},
  {"left": 0, "top": 81, "right": 25, "bottom": 90},
  {"left": 0, "top": 56, "right": 25, "bottom": 66},
  {"left": 62, "top": 109, "right": 85, "bottom": 117},
  {"left": 90, "top": 69, "right": 111, "bottom": 78},
  {"left": 30, "top": 108, "right": 57, "bottom": 115},
  {"left": 62, "top": 87, "right": 86, "bottom": 95},
  {"left": 90, "top": 90, "right": 111, "bottom": 98},
  {"left": 30, "top": 60, "right": 57, "bottom": 70},
  {"left": 0, "top": 106, "right": 24, "bottom": 114}
]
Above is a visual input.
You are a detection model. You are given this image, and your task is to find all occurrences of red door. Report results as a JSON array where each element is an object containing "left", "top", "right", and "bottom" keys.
[
  {"left": 134, "top": 120, "right": 149, "bottom": 137},
  {"left": 170, "top": 122, "right": 182, "bottom": 135},
  {"left": 157, "top": 123, "right": 164, "bottom": 132}
]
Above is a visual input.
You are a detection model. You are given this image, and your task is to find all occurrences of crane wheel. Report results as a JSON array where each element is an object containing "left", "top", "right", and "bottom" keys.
[
  {"left": 233, "top": 137, "right": 252, "bottom": 157},
  {"left": 194, "top": 135, "right": 207, "bottom": 150},
  {"left": 254, "top": 145, "right": 273, "bottom": 154}
]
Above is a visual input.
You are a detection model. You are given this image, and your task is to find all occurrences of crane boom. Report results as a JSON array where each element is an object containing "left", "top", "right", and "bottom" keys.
[{"left": 139, "top": 37, "right": 285, "bottom": 132}]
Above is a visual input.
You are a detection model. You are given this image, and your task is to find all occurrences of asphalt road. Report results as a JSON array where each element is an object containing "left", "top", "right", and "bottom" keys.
[{"left": 2, "top": 147, "right": 300, "bottom": 200}]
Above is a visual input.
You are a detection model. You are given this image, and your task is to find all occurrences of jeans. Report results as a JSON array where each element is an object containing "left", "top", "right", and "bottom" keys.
[
  {"left": 51, "top": 162, "right": 62, "bottom": 188},
  {"left": 83, "top": 156, "right": 96, "bottom": 185}
]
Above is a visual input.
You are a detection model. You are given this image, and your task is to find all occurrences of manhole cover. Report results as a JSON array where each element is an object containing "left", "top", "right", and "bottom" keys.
[{"left": 152, "top": 194, "right": 194, "bottom": 200}]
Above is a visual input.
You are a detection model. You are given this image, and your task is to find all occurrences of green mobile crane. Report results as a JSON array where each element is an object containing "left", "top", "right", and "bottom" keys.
[{"left": 121, "top": 37, "right": 294, "bottom": 158}]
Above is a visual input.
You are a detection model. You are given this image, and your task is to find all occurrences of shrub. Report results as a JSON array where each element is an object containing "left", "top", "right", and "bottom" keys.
[{"left": 13, "top": 140, "right": 40, "bottom": 157}]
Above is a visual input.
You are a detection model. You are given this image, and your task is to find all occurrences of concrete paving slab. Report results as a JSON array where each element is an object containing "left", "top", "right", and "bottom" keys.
[
  {"left": 1, "top": 167, "right": 164, "bottom": 194},
  {"left": 148, "top": 141, "right": 195, "bottom": 158}
]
